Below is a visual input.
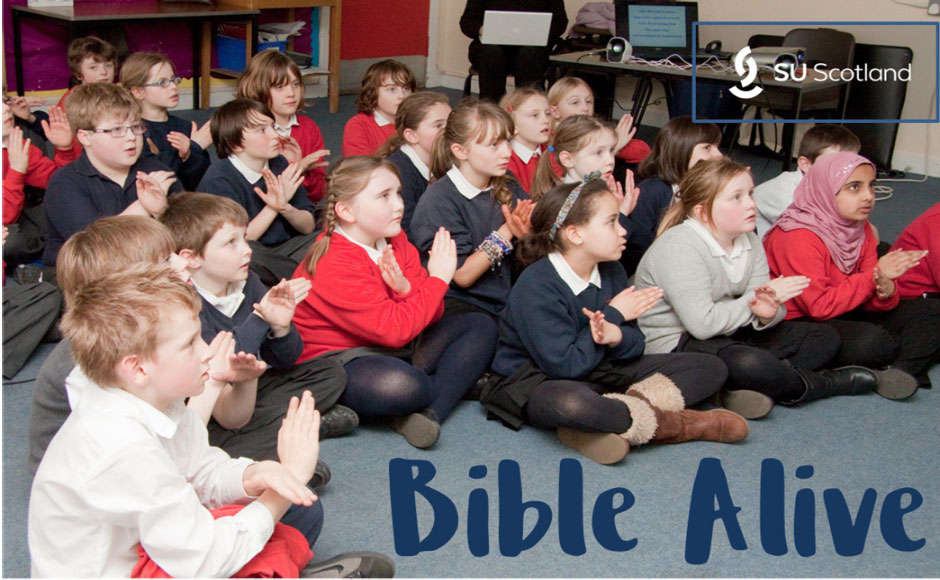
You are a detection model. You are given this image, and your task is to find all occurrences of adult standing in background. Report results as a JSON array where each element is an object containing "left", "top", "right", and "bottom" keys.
[{"left": 461, "top": 0, "right": 568, "bottom": 103}]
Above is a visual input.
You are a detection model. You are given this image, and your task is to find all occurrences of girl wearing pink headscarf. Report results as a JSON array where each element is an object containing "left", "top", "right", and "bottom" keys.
[{"left": 764, "top": 151, "right": 939, "bottom": 391}]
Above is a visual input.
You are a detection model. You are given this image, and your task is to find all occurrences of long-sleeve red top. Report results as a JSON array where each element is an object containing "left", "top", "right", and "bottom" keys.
[
  {"left": 506, "top": 147, "right": 541, "bottom": 194},
  {"left": 291, "top": 229, "right": 448, "bottom": 363},
  {"left": 3, "top": 143, "right": 78, "bottom": 225},
  {"left": 890, "top": 202, "right": 940, "bottom": 299},
  {"left": 290, "top": 114, "right": 327, "bottom": 204},
  {"left": 341, "top": 113, "right": 396, "bottom": 157},
  {"left": 764, "top": 221, "right": 899, "bottom": 320}
]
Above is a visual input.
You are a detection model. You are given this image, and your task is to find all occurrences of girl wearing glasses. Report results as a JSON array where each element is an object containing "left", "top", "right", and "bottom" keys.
[
  {"left": 121, "top": 52, "right": 211, "bottom": 190},
  {"left": 342, "top": 60, "right": 417, "bottom": 157}
]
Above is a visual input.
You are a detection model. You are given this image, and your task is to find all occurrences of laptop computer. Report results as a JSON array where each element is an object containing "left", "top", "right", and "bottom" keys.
[
  {"left": 481, "top": 10, "right": 553, "bottom": 46},
  {"left": 614, "top": 1, "right": 706, "bottom": 61}
]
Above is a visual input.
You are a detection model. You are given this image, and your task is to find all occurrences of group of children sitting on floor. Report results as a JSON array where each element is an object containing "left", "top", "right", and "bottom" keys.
[{"left": 3, "top": 35, "right": 939, "bottom": 577}]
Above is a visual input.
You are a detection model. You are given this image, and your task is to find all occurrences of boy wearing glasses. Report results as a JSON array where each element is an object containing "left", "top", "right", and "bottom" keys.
[
  {"left": 42, "top": 83, "right": 181, "bottom": 278},
  {"left": 121, "top": 52, "right": 211, "bottom": 190},
  {"left": 198, "top": 99, "right": 316, "bottom": 286}
]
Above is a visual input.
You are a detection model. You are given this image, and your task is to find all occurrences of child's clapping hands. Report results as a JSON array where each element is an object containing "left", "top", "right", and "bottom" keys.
[{"left": 253, "top": 278, "right": 296, "bottom": 337}]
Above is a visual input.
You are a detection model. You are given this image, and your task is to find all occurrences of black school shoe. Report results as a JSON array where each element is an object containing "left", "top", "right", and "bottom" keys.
[
  {"left": 319, "top": 405, "right": 359, "bottom": 439},
  {"left": 310, "top": 460, "right": 331, "bottom": 490},
  {"left": 300, "top": 551, "right": 395, "bottom": 578}
]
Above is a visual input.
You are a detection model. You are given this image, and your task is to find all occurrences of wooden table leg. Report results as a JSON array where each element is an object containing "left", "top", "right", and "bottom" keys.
[
  {"left": 201, "top": 21, "right": 212, "bottom": 109},
  {"left": 329, "top": 0, "right": 341, "bottom": 113}
]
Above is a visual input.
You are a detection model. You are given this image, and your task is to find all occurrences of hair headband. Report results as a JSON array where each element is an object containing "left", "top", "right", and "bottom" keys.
[{"left": 549, "top": 171, "right": 602, "bottom": 241}]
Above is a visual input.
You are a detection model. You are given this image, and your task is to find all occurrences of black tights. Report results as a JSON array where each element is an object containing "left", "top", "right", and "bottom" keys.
[
  {"left": 823, "top": 298, "right": 940, "bottom": 387},
  {"left": 681, "top": 320, "right": 840, "bottom": 402},
  {"left": 523, "top": 353, "right": 726, "bottom": 433},
  {"left": 341, "top": 312, "right": 497, "bottom": 421}
]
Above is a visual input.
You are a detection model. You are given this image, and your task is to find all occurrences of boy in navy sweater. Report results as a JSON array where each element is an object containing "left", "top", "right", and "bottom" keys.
[
  {"left": 160, "top": 192, "right": 357, "bottom": 455},
  {"left": 42, "top": 83, "right": 181, "bottom": 278},
  {"left": 197, "top": 99, "right": 317, "bottom": 287}
]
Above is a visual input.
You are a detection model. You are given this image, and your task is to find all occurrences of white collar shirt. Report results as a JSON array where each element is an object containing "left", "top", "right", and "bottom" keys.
[
  {"left": 28, "top": 380, "right": 270, "bottom": 578},
  {"left": 548, "top": 251, "right": 602, "bottom": 295},
  {"left": 228, "top": 154, "right": 269, "bottom": 185},
  {"left": 334, "top": 225, "right": 388, "bottom": 264},
  {"left": 192, "top": 278, "right": 248, "bottom": 318},
  {"left": 400, "top": 143, "right": 431, "bottom": 181},
  {"left": 511, "top": 140, "right": 540, "bottom": 164},
  {"left": 447, "top": 166, "right": 489, "bottom": 200},
  {"left": 685, "top": 218, "right": 752, "bottom": 284},
  {"left": 373, "top": 111, "right": 393, "bottom": 127},
  {"left": 273, "top": 113, "right": 299, "bottom": 138}
]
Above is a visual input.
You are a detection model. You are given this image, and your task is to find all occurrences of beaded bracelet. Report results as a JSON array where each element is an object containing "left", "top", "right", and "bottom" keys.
[{"left": 478, "top": 231, "right": 514, "bottom": 270}]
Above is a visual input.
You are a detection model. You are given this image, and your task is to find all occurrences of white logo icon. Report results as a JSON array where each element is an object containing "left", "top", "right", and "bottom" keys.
[{"left": 729, "top": 46, "right": 762, "bottom": 99}]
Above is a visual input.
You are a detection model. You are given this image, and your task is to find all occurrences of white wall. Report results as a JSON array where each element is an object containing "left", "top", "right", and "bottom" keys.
[{"left": 427, "top": 0, "right": 940, "bottom": 176}]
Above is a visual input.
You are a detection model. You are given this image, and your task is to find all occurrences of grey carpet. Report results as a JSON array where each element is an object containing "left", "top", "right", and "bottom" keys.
[{"left": 4, "top": 88, "right": 939, "bottom": 577}]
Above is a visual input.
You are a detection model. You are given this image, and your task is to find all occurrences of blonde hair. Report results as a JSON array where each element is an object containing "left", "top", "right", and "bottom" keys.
[
  {"left": 531, "top": 115, "right": 614, "bottom": 201},
  {"left": 60, "top": 264, "right": 201, "bottom": 389},
  {"left": 65, "top": 83, "right": 141, "bottom": 133},
  {"left": 356, "top": 60, "right": 417, "bottom": 115},
  {"left": 429, "top": 99, "right": 516, "bottom": 204},
  {"left": 301, "top": 156, "right": 402, "bottom": 276},
  {"left": 657, "top": 157, "right": 749, "bottom": 236},
  {"left": 236, "top": 49, "right": 306, "bottom": 113},
  {"left": 376, "top": 91, "right": 451, "bottom": 157},
  {"left": 120, "top": 51, "right": 173, "bottom": 89},
  {"left": 547, "top": 76, "right": 592, "bottom": 109},
  {"left": 159, "top": 192, "right": 250, "bottom": 256},
  {"left": 57, "top": 215, "right": 176, "bottom": 306},
  {"left": 499, "top": 87, "right": 546, "bottom": 115}
]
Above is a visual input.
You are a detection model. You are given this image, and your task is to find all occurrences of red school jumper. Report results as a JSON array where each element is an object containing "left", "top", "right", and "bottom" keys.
[
  {"left": 506, "top": 145, "right": 543, "bottom": 194},
  {"left": 291, "top": 229, "right": 448, "bottom": 364},
  {"left": 290, "top": 114, "right": 328, "bottom": 204},
  {"left": 341, "top": 112, "right": 397, "bottom": 157},
  {"left": 763, "top": 221, "right": 898, "bottom": 320},
  {"left": 889, "top": 202, "right": 940, "bottom": 299},
  {"left": 3, "top": 143, "right": 78, "bottom": 225}
]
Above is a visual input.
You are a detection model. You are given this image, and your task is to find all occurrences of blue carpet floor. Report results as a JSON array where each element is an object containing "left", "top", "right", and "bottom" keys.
[{"left": 3, "top": 88, "right": 939, "bottom": 577}]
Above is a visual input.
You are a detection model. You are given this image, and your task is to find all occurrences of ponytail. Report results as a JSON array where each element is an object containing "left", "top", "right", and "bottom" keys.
[
  {"left": 530, "top": 148, "right": 562, "bottom": 202},
  {"left": 531, "top": 115, "right": 613, "bottom": 201}
]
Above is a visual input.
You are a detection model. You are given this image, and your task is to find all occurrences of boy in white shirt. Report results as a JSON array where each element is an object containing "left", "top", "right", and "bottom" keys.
[
  {"left": 28, "top": 266, "right": 323, "bottom": 577},
  {"left": 753, "top": 125, "right": 861, "bottom": 236}
]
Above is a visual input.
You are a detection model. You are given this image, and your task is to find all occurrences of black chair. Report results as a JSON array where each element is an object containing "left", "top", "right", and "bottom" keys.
[
  {"left": 737, "top": 34, "right": 784, "bottom": 152},
  {"left": 843, "top": 43, "right": 913, "bottom": 174},
  {"left": 736, "top": 28, "right": 855, "bottom": 165}
]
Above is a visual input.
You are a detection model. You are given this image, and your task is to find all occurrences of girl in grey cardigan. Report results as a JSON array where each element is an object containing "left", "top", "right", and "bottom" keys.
[{"left": 635, "top": 158, "right": 911, "bottom": 419}]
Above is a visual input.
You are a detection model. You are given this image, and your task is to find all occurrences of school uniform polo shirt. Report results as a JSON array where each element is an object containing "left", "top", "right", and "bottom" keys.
[{"left": 42, "top": 151, "right": 181, "bottom": 267}]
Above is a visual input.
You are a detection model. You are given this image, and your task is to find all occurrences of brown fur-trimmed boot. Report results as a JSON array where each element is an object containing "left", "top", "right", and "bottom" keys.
[{"left": 604, "top": 373, "right": 750, "bottom": 446}]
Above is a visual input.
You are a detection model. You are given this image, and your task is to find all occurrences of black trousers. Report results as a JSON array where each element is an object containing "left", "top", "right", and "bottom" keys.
[
  {"left": 474, "top": 43, "right": 550, "bottom": 103},
  {"left": 822, "top": 298, "right": 940, "bottom": 388},
  {"left": 207, "top": 355, "right": 346, "bottom": 462},
  {"left": 2, "top": 281, "right": 62, "bottom": 379},
  {"left": 677, "top": 320, "right": 840, "bottom": 402}
]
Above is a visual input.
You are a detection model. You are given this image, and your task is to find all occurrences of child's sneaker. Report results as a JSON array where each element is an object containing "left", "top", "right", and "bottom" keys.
[{"left": 300, "top": 551, "right": 395, "bottom": 578}]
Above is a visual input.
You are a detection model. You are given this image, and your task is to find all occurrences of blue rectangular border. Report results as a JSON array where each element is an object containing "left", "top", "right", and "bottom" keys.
[{"left": 690, "top": 21, "right": 939, "bottom": 123}]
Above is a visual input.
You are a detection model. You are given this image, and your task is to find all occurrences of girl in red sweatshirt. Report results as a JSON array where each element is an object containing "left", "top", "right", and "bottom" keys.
[
  {"left": 764, "top": 152, "right": 940, "bottom": 390},
  {"left": 292, "top": 156, "right": 497, "bottom": 448}
]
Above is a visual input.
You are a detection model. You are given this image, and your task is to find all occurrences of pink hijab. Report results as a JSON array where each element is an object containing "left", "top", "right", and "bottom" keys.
[{"left": 771, "top": 151, "right": 875, "bottom": 274}]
